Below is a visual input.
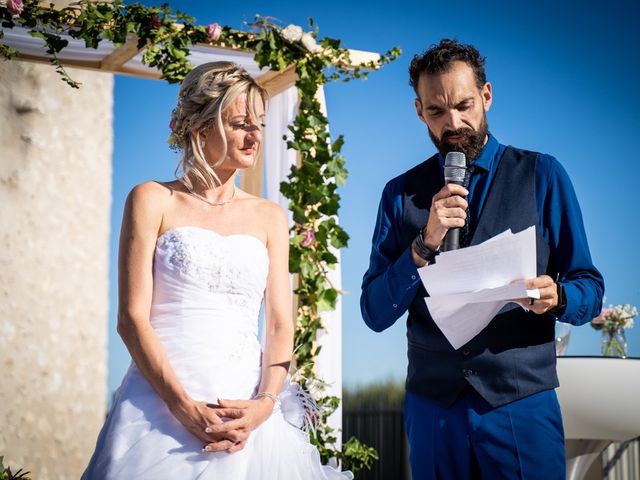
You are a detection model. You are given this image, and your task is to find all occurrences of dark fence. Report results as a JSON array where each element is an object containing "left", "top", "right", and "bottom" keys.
[
  {"left": 603, "top": 437, "right": 640, "bottom": 480},
  {"left": 343, "top": 408, "right": 410, "bottom": 480}
]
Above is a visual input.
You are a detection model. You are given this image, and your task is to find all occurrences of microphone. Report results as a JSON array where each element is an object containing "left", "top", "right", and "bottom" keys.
[{"left": 443, "top": 151, "right": 467, "bottom": 251}]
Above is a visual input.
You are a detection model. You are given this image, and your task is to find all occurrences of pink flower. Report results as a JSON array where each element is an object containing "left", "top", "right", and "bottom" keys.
[
  {"left": 169, "top": 116, "right": 176, "bottom": 132},
  {"left": 7, "top": 0, "right": 24, "bottom": 16},
  {"left": 206, "top": 23, "right": 222, "bottom": 42},
  {"left": 150, "top": 13, "right": 161, "bottom": 29},
  {"left": 591, "top": 308, "right": 609, "bottom": 325},
  {"left": 301, "top": 229, "right": 315, "bottom": 247}
]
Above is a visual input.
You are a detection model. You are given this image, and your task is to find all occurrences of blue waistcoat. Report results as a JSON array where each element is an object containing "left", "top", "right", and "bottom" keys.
[{"left": 401, "top": 146, "right": 558, "bottom": 408}]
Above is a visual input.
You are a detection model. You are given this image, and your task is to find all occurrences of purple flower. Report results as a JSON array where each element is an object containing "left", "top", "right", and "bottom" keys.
[
  {"left": 206, "top": 23, "right": 222, "bottom": 42},
  {"left": 150, "top": 13, "right": 161, "bottom": 29},
  {"left": 7, "top": 0, "right": 24, "bottom": 16},
  {"left": 301, "top": 229, "right": 315, "bottom": 247}
]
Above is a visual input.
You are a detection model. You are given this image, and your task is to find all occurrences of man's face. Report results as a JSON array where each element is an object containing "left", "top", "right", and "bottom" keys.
[{"left": 414, "top": 61, "right": 492, "bottom": 163}]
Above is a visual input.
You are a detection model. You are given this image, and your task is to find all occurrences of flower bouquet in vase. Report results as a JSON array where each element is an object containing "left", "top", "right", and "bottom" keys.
[{"left": 591, "top": 304, "right": 637, "bottom": 358}]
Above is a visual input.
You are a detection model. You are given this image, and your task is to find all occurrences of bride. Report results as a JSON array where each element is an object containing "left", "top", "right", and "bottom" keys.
[{"left": 82, "top": 61, "right": 352, "bottom": 479}]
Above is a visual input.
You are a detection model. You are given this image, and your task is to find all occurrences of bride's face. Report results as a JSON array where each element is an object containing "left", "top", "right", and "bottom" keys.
[{"left": 202, "top": 93, "right": 265, "bottom": 172}]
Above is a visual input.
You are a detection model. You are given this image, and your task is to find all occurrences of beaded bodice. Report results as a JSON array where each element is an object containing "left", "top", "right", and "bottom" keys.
[
  {"left": 146, "top": 226, "right": 270, "bottom": 398},
  {"left": 154, "top": 226, "right": 268, "bottom": 312}
]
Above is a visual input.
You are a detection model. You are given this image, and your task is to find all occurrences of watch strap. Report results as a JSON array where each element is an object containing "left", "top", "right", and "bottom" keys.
[{"left": 412, "top": 230, "right": 440, "bottom": 262}]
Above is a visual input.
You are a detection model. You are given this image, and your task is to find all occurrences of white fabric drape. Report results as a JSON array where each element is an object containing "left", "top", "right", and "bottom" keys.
[
  {"left": 263, "top": 86, "right": 343, "bottom": 452},
  {"left": 313, "top": 87, "right": 344, "bottom": 454},
  {"left": 264, "top": 86, "right": 298, "bottom": 213}
]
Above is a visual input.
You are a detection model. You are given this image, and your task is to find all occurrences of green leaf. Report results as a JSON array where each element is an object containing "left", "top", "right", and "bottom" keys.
[{"left": 317, "top": 288, "right": 337, "bottom": 310}]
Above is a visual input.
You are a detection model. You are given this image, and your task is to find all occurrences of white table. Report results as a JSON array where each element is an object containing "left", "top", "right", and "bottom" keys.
[{"left": 556, "top": 356, "right": 640, "bottom": 480}]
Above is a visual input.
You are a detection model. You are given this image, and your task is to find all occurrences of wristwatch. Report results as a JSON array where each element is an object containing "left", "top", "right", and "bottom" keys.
[
  {"left": 548, "top": 283, "right": 566, "bottom": 316},
  {"left": 412, "top": 229, "right": 440, "bottom": 263}
]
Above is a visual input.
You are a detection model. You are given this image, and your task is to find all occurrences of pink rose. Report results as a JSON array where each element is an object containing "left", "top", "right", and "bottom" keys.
[
  {"left": 7, "top": 0, "right": 24, "bottom": 16},
  {"left": 206, "top": 23, "right": 222, "bottom": 42},
  {"left": 150, "top": 13, "right": 161, "bottom": 29},
  {"left": 591, "top": 308, "right": 607, "bottom": 325},
  {"left": 301, "top": 230, "right": 315, "bottom": 247}
]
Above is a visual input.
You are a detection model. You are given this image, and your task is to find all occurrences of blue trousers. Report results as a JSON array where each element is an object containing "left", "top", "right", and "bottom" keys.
[{"left": 404, "top": 388, "right": 565, "bottom": 479}]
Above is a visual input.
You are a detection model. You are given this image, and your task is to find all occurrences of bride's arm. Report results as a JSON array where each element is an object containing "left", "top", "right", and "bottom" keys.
[
  {"left": 206, "top": 202, "right": 293, "bottom": 453},
  {"left": 257, "top": 203, "right": 294, "bottom": 401},
  {"left": 117, "top": 182, "right": 239, "bottom": 445}
]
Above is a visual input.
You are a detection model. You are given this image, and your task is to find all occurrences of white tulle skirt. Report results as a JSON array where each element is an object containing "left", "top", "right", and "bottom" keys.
[{"left": 82, "top": 364, "right": 352, "bottom": 480}]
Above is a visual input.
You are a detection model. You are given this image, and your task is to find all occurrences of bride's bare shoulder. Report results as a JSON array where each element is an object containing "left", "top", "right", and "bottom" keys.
[
  {"left": 128, "top": 180, "right": 180, "bottom": 199},
  {"left": 126, "top": 181, "right": 183, "bottom": 208},
  {"left": 123, "top": 181, "right": 179, "bottom": 229},
  {"left": 237, "top": 191, "right": 285, "bottom": 219}
]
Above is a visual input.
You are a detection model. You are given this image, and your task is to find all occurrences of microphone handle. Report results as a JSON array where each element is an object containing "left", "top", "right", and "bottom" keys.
[
  {"left": 442, "top": 178, "right": 465, "bottom": 252},
  {"left": 443, "top": 227, "right": 459, "bottom": 251}
]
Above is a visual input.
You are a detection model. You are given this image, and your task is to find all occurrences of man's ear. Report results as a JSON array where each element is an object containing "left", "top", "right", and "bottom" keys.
[
  {"left": 482, "top": 82, "right": 493, "bottom": 112},
  {"left": 415, "top": 98, "right": 427, "bottom": 124}
]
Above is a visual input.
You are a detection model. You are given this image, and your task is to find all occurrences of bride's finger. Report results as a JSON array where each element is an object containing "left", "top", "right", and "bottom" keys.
[
  {"left": 202, "top": 439, "right": 234, "bottom": 453},
  {"left": 222, "top": 429, "right": 248, "bottom": 443},
  {"left": 206, "top": 417, "right": 246, "bottom": 434},
  {"left": 226, "top": 439, "right": 247, "bottom": 453},
  {"left": 210, "top": 407, "right": 245, "bottom": 419}
]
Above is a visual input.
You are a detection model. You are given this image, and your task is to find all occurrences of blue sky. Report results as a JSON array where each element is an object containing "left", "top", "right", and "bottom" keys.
[{"left": 108, "top": 0, "right": 640, "bottom": 395}]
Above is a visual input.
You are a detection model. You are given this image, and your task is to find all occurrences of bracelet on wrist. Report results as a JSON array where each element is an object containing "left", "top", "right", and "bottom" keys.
[
  {"left": 412, "top": 229, "right": 440, "bottom": 263},
  {"left": 254, "top": 391, "right": 278, "bottom": 406}
]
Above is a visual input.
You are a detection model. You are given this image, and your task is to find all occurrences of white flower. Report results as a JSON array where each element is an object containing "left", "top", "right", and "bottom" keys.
[
  {"left": 301, "top": 32, "right": 319, "bottom": 53},
  {"left": 0, "top": 0, "right": 7, "bottom": 8},
  {"left": 280, "top": 24, "right": 304, "bottom": 43}
]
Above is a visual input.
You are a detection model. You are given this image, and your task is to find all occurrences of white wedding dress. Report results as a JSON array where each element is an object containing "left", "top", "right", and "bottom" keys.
[{"left": 83, "top": 226, "right": 352, "bottom": 480}]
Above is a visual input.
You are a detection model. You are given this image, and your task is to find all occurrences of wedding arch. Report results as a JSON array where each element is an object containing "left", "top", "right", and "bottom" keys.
[{"left": 1, "top": 0, "right": 400, "bottom": 474}]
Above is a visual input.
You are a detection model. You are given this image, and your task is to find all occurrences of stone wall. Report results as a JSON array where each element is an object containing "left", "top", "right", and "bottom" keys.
[{"left": 0, "top": 60, "right": 113, "bottom": 479}]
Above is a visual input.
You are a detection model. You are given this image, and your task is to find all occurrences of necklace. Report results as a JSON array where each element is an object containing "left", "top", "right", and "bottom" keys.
[{"left": 181, "top": 180, "right": 236, "bottom": 206}]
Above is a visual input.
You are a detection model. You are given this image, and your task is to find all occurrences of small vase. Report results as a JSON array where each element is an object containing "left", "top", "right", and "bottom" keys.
[
  {"left": 600, "top": 327, "right": 627, "bottom": 358},
  {"left": 555, "top": 321, "right": 572, "bottom": 356}
]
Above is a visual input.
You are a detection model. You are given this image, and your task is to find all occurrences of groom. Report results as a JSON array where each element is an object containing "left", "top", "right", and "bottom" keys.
[{"left": 360, "top": 39, "right": 604, "bottom": 478}]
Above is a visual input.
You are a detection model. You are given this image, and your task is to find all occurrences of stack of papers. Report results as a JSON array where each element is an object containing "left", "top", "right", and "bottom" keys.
[{"left": 417, "top": 226, "right": 540, "bottom": 349}]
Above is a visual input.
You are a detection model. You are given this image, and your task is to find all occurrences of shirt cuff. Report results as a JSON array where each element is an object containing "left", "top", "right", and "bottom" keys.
[
  {"left": 386, "top": 247, "right": 422, "bottom": 308},
  {"left": 555, "top": 282, "right": 589, "bottom": 326}
]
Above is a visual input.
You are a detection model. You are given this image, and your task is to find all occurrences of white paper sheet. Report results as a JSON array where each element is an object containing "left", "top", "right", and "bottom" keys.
[{"left": 418, "top": 226, "right": 540, "bottom": 349}]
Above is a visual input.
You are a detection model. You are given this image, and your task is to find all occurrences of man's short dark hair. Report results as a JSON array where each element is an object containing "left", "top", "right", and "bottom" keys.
[{"left": 409, "top": 39, "right": 487, "bottom": 95}]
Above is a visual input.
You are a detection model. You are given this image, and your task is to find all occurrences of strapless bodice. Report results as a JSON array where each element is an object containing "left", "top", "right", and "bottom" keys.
[
  {"left": 146, "top": 226, "right": 270, "bottom": 400},
  {"left": 153, "top": 226, "right": 269, "bottom": 313}
]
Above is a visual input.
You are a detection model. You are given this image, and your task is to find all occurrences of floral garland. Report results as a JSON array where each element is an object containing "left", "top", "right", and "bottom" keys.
[{"left": 0, "top": 0, "right": 400, "bottom": 472}]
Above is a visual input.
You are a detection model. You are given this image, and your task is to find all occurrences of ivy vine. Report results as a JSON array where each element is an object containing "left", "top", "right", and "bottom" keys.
[{"left": 0, "top": 0, "right": 401, "bottom": 473}]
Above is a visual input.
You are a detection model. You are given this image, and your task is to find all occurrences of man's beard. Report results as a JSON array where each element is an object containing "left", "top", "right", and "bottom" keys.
[{"left": 429, "top": 114, "right": 489, "bottom": 164}]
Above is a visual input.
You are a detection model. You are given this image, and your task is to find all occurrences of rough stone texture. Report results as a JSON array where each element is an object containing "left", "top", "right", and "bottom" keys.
[{"left": 0, "top": 60, "right": 113, "bottom": 479}]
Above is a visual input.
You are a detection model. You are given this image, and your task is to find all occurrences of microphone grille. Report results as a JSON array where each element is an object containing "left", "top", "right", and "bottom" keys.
[
  {"left": 444, "top": 152, "right": 467, "bottom": 184},
  {"left": 444, "top": 151, "right": 466, "bottom": 168}
]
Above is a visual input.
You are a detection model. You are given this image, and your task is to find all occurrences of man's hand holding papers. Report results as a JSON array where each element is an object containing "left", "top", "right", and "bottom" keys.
[{"left": 417, "top": 226, "right": 542, "bottom": 349}]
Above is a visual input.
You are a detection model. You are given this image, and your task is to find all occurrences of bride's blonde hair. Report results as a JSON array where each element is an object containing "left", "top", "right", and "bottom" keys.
[{"left": 170, "top": 61, "right": 267, "bottom": 190}]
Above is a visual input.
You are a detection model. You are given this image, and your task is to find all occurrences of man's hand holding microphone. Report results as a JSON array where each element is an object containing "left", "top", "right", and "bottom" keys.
[{"left": 411, "top": 152, "right": 468, "bottom": 267}]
